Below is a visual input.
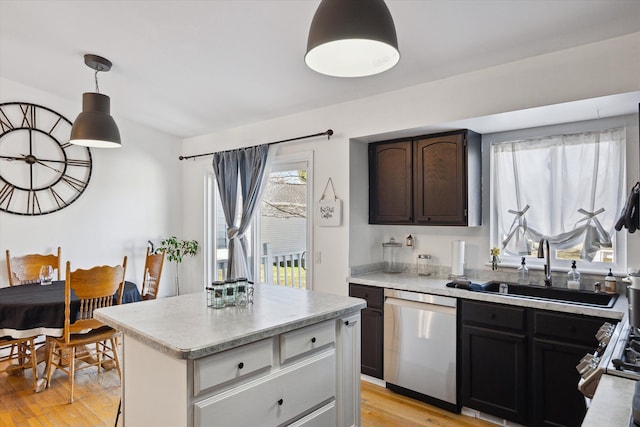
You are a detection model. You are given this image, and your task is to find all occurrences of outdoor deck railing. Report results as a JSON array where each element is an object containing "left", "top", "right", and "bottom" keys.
[{"left": 215, "top": 245, "right": 306, "bottom": 289}]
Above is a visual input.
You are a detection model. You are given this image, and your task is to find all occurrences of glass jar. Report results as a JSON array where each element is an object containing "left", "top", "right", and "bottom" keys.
[
  {"left": 209, "top": 281, "right": 225, "bottom": 309},
  {"left": 382, "top": 238, "right": 402, "bottom": 273},
  {"left": 224, "top": 279, "right": 237, "bottom": 306},
  {"left": 235, "top": 277, "right": 248, "bottom": 306},
  {"left": 246, "top": 281, "right": 255, "bottom": 304},
  {"left": 417, "top": 254, "right": 432, "bottom": 276}
]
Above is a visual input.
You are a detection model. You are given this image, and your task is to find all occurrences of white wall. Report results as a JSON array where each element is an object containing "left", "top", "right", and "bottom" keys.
[
  {"left": 0, "top": 77, "right": 184, "bottom": 297},
  {"left": 182, "top": 33, "right": 640, "bottom": 296}
]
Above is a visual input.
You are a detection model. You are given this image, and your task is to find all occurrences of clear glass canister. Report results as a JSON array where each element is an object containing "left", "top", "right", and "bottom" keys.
[
  {"left": 382, "top": 237, "right": 402, "bottom": 273},
  {"left": 236, "top": 277, "right": 248, "bottom": 306},
  {"left": 209, "top": 281, "right": 225, "bottom": 309},
  {"left": 224, "top": 279, "right": 237, "bottom": 306},
  {"left": 417, "top": 254, "right": 432, "bottom": 276}
]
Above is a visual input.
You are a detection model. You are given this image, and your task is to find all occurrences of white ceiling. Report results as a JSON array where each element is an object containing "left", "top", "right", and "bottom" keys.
[{"left": 1, "top": 0, "right": 640, "bottom": 139}]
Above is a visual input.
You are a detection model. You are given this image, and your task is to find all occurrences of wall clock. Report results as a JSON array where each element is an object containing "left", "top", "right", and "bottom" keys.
[{"left": 0, "top": 102, "right": 93, "bottom": 215}]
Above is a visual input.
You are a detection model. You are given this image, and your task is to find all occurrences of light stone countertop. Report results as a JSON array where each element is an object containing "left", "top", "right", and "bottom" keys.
[
  {"left": 95, "top": 285, "right": 366, "bottom": 360},
  {"left": 349, "top": 271, "right": 633, "bottom": 425},
  {"left": 348, "top": 272, "right": 627, "bottom": 320},
  {"left": 582, "top": 374, "right": 635, "bottom": 427}
]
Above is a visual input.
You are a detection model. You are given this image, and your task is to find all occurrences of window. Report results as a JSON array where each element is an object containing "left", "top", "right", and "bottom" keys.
[
  {"left": 258, "top": 159, "right": 310, "bottom": 288},
  {"left": 490, "top": 127, "right": 626, "bottom": 273},
  {"left": 206, "top": 151, "right": 313, "bottom": 288}
]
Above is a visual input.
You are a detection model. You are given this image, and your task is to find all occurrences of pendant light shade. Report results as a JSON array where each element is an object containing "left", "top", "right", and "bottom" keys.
[
  {"left": 70, "top": 93, "right": 121, "bottom": 148},
  {"left": 305, "top": 0, "right": 400, "bottom": 78},
  {"left": 70, "top": 54, "right": 121, "bottom": 148}
]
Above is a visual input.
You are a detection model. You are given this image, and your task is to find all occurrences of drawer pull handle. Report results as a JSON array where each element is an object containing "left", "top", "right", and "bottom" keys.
[
  {"left": 311, "top": 337, "right": 317, "bottom": 343},
  {"left": 238, "top": 362, "right": 244, "bottom": 369},
  {"left": 277, "top": 398, "right": 284, "bottom": 406}
]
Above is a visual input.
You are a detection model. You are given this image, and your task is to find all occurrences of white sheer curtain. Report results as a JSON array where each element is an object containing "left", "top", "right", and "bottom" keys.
[{"left": 492, "top": 128, "right": 625, "bottom": 261}]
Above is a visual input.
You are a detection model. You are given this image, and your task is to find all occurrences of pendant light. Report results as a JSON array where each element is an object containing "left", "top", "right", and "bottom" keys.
[
  {"left": 70, "top": 54, "right": 121, "bottom": 148},
  {"left": 305, "top": 0, "right": 400, "bottom": 78}
]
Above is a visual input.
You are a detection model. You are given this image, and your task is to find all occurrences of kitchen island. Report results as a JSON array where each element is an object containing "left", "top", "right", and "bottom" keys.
[{"left": 95, "top": 285, "right": 365, "bottom": 427}]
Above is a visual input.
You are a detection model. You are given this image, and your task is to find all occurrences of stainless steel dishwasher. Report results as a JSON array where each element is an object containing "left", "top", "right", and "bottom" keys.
[{"left": 384, "top": 288, "right": 458, "bottom": 412}]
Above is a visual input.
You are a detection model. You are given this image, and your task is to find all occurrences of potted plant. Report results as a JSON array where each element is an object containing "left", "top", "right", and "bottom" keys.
[{"left": 156, "top": 236, "right": 199, "bottom": 295}]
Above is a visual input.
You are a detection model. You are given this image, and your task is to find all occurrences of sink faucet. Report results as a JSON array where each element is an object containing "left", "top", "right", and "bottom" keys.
[{"left": 537, "top": 238, "right": 552, "bottom": 287}]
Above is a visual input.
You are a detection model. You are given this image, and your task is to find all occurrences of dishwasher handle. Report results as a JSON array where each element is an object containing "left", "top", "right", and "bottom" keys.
[
  {"left": 384, "top": 288, "right": 457, "bottom": 308},
  {"left": 384, "top": 297, "right": 456, "bottom": 316}
]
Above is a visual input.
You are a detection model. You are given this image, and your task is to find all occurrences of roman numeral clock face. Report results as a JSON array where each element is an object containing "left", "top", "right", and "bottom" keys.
[{"left": 0, "top": 102, "right": 92, "bottom": 215}]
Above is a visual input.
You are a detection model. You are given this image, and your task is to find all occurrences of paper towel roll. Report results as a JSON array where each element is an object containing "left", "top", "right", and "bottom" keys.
[{"left": 451, "top": 240, "right": 465, "bottom": 276}]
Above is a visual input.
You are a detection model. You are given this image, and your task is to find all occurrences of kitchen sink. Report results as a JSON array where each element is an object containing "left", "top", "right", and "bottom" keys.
[{"left": 481, "top": 281, "right": 618, "bottom": 308}]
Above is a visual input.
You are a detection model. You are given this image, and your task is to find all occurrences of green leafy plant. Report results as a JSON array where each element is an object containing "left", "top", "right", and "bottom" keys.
[{"left": 156, "top": 236, "right": 199, "bottom": 295}]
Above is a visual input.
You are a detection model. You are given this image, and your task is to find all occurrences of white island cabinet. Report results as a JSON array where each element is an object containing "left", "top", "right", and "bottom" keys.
[{"left": 95, "top": 285, "right": 365, "bottom": 427}]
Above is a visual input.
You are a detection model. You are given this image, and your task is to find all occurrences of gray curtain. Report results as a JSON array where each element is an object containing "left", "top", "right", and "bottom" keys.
[{"left": 212, "top": 144, "right": 272, "bottom": 281}]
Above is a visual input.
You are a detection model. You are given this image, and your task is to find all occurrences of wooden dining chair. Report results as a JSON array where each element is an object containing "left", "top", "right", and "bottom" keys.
[
  {"left": 5, "top": 247, "right": 62, "bottom": 286},
  {"left": 45, "top": 257, "right": 127, "bottom": 403},
  {"left": 0, "top": 335, "right": 38, "bottom": 392},
  {"left": 141, "top": 247, "right": 165, "bottom": 300}
]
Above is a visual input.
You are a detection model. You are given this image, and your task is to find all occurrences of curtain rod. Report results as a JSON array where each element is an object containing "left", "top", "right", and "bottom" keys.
[{"left": 178, "top": 129, "right": 334, "bottom": 160}]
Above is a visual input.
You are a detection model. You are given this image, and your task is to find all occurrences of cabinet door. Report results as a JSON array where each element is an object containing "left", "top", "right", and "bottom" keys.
[
  {"left": 461, "top": 325, "right": 527, "bottom": 424},
  {"left": 414, "top": 132, "right": 466, "bottom": 225},
  {"left": 531, "top": 338, "right": 591, "bottom": 427},
  {"left": 369, "top": 140, "right": 412, "bottom": 224},
  {"left": 360, "top": 308, "right": 383, "bottom": 378}
]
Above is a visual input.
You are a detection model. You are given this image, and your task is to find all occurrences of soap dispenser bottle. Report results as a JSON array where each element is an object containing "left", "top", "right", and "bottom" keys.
[
  {"left": 567, "top": 261, "right": 581, "bottom": 290},
  {"left": 604, "top": 268, "right": 617, "bottom": 293},
  {"left": 517, "top": 257, "right": 529, "bottom": 285}
]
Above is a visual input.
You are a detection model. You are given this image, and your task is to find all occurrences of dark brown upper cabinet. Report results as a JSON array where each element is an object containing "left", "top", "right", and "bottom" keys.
[{"left": 369, "top": 130, "right": 481, "bottom": 226}]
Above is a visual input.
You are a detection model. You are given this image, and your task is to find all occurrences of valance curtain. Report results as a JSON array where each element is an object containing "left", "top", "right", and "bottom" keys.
[
  {"left": 212, "top": 144, "right": 273, "bottom": 281},
  {"left": 492, "top": 128, "right": 625, "bottom": 261}
]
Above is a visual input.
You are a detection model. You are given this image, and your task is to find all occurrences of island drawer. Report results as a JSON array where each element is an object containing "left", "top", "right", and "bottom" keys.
[
  {"left": 194, "top": 350, "right": 336, "bottom": 427},
  {"left": 193, "top": 338, "right": 273, "bottom": 396},
  {"left": 461, "top": 300, "right": 526, "bottom": 331},
  {"left": 280, "top": 320, "right": 335, "bottom": 364},
  {"left": 288, "top": 401, "right": 336, "bottom": 427}
]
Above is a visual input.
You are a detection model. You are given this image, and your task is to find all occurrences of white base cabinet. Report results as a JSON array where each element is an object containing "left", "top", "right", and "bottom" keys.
[{"left": 122, "top": 315, "right": 360, "bottom": 427}]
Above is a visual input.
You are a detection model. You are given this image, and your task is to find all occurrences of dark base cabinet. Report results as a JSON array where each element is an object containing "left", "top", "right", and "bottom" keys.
[
  {"left": 462, "top": 325, "right": 527, "bottom": 424},
  {"left": 532, "top": 339, "right": 591, "bottom": 427},
  {"left": 530, "top": 310, "right": 604, "bottom": 427},
  {"left": 461, "top": 300, "right": 528, "bottom": 424},
  {"left": 349, "top": 284, "right": 384, "bottom": 379},
  {"left": 461, "top": 300, "right": 611, "bottom": 427}
]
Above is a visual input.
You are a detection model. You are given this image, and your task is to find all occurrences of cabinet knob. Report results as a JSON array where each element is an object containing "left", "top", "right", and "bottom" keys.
[
  {"left": 345, "top": 320, "right": 350, "bottom": 326},
  {"left": 277, "top": 398, "right": 284, "bottom": 406},
  {"left": 311, "top": 337, "right": 316, "bottom": 343},
  {"left": 238, "top": 362, "right": 244, "bottom": 369}
]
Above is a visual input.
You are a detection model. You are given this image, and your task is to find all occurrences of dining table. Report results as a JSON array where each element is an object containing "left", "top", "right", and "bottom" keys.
[
  {"left": 0, "top": 281, "right": 142, "bottom": 339},
  {"left": 0, "top": 280, "right": 141, "bottom": 392}
]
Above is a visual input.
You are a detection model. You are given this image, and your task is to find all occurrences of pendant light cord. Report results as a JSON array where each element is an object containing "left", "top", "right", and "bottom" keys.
[{"left": 94, "top": 69, "right": 100, "bottom": 93}]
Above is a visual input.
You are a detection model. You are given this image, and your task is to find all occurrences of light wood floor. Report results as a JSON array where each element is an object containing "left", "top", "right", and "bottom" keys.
[
  {"left": 0, "top": 361, "right": 494, "bottom": 426},
  {"left": 361, "top": 380, "right": 495, "bottom": 427}
]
